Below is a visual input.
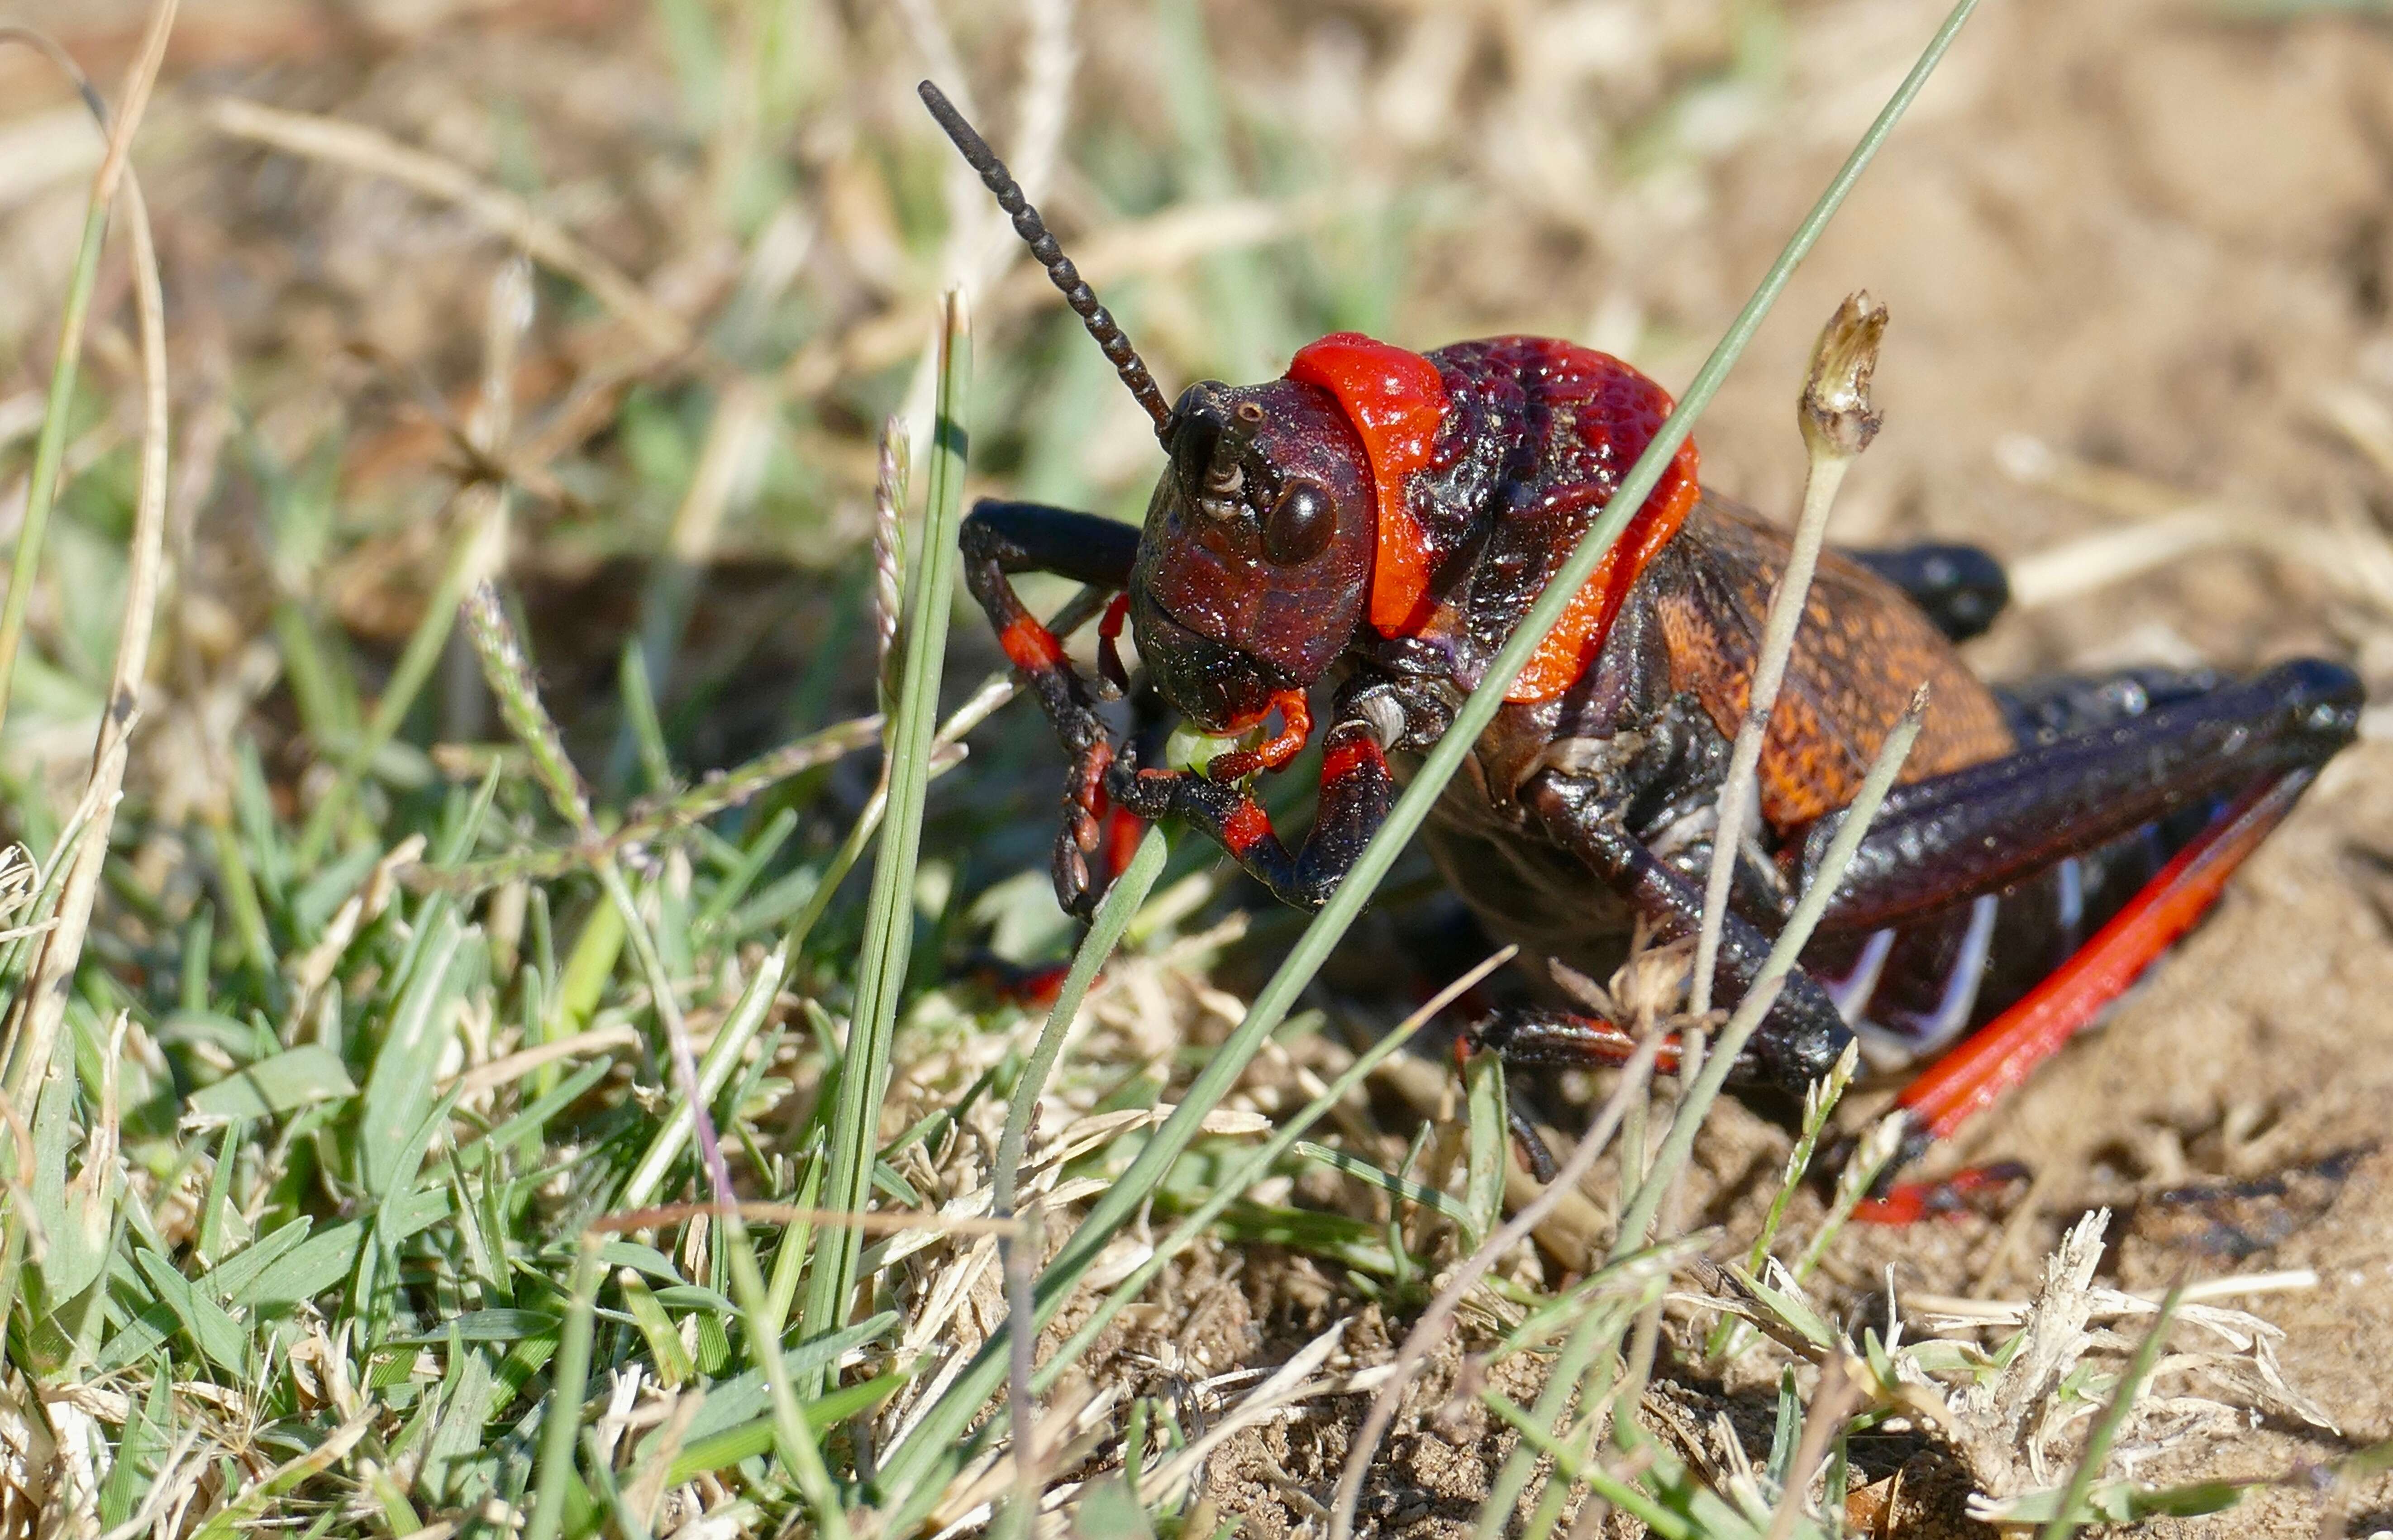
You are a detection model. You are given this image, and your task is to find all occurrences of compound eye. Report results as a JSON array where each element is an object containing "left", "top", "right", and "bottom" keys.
[{"left": 1263, "top": 478, "right": 1335, "bottom": 565}]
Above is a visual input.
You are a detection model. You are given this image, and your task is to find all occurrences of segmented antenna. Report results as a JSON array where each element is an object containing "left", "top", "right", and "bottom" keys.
[{"left": 918, "top": 80, "right": 1174, "bottom": 441}]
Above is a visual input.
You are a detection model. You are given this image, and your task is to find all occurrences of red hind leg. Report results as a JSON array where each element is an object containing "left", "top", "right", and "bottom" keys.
[{"left": 1856, "top": 767, "right": 2314, "bottom": 1223}]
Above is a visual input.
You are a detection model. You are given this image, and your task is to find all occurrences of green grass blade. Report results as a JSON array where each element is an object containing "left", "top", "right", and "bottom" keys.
[
  {"left": 618, "top": 638, "right": 676, "bottom": 797},
  {"left": 1296, "top": 1141, "right": 1474, "bottom": 1231},
  {"left": 524, "top": 1236, "right": 605, "bottom": 1540},
  {"left": 992, "top": 825, "right": 1167, "bottom": 1219},
  {"left": 0, "top": 204, "right": 108, "bottom": 740},
  {"left": 615, "top": 942, "right": 788, "bottom": 1211},
  {"left": 797, "top": 288, "right": 972, "bottom": 1359},
  {"left": 693, "top": 805, "right": 798, "bottom": 936},
  {"left": 724, "top": 1208, "right": 850, "bottom": 1535},
  {"left": 666, "top": 1371, "right": 906, "bottom": 1484}
]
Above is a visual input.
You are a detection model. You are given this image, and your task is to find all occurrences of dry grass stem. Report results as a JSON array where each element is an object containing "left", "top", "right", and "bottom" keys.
[
  {"left": 207, "top": 98, "right": 691, "bottom": 356},
  {"left": 1690, "top": 293, "right": 1887, "bottom": 1015},
  {"left": 6, "top": 7, "right": 176, "bottom": 1110},
  {"left": 0, "top": 1, "right": 177, "bottom": 743},
  {"left": 873, "top": 416, "right": 910, "bottom": 712}
]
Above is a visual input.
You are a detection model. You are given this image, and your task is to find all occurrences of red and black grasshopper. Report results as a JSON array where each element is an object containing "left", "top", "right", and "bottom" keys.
[{"left": 920, "top": 83, "right": 2365, "bottom": 1213}]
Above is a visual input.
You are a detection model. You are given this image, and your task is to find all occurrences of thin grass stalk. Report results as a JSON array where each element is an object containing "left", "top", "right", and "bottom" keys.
[
  {"left": 524, "top": 1235, "right": 605, "bottom": 1540},
  {"left": 1328, "top": 1030, "right": 1667, "bottom": 1539},
  {"left": 208, "top": 98, "right": 691, "bottom": 355},
  {"left": 782, "top": 777, "right": 890, "bottom": 953},
  {"left": 2035, "top": 1286, "right": 2183, "bottom": 1540},
  {"left": 872, "top": 2, "right": 1985, "bottom": 1514},
  {"left": 1610, "top": 688, "right": 1928, "bottom": 1260},
  {"left": 993, "top": 825, "right": 1168, "bottom": 1219},
  {"left": 799, "top": 288, "right": 972, "bottom": 1364},
  {"left": 432, "top": 715, "right": 885, "bottom": 892},
  {"left": 1619, "top": 1064, "right": 1648, "bottom": 1199},
  {"left": 2, "top": 31, "right": 173, "bottom": 1147},
  {"left": 997, "top": 1201, "right": 1042, "bottom": 1540},
  {"left": 596, "top": 862, "right": 730, "bottom": 1202},
  {"left": 0, "top": 1, "right": 176, "bottom": 742},
  {"left": 1691, "top": 295, "right": 1886, "bottom": 1013},
  {"left": 615, "top": 942, "right": 789, "bottom": 1211},
  {"left": 461, "top": 579, "right": 591, "bottom": 824}
]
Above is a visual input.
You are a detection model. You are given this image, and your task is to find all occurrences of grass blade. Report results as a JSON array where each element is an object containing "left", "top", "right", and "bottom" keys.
[
  {"left": 0, "top": 0, "right": 176, "bottom": 740},
  {"left": 615, "top": 942, "right": 789, "bottom": 1211},
  {"left": 992, "top": 825, "right": 1168, "bottom": 1221},
  {"left": 523, "top": 1236, "right": 605, "bottom": 1540},
  {"left": 798, "top": 288, "right": 973, "bottom": 1361}
]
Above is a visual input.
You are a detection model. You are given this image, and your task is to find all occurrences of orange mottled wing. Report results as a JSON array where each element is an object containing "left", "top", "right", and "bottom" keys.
[{"left": 1653, "top": 494, "right": 2016, "bottom": 831}]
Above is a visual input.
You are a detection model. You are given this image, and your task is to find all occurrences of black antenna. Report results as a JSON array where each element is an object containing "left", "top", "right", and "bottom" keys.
[{"left": 919, "top": 80, "right": 1173, "bottom": 442}]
